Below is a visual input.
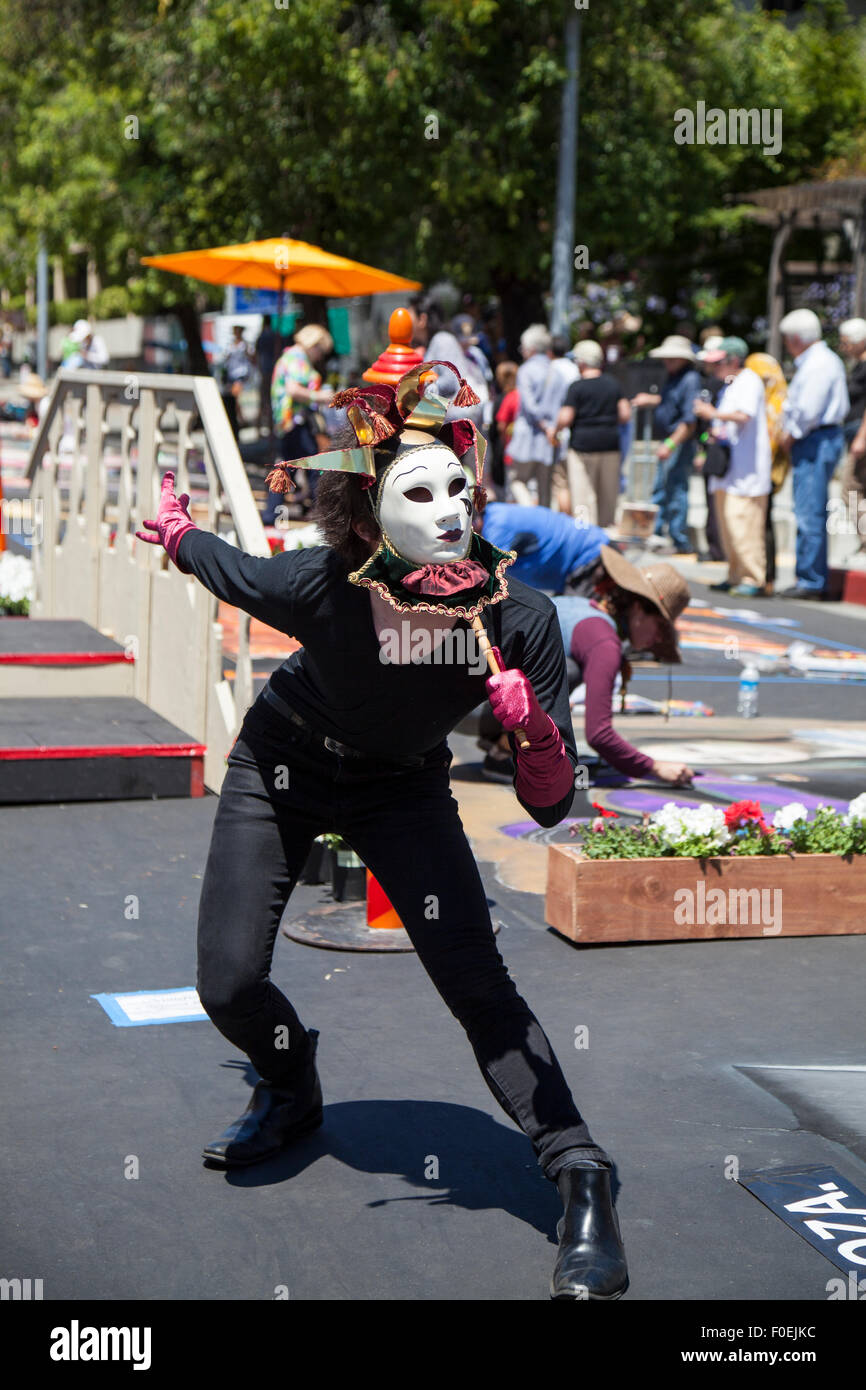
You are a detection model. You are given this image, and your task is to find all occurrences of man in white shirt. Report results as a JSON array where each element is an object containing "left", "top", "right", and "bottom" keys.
[
  {"left": 694, "top": 337, "right": 771, "bottom": 596},
  {"left": 777, "top": 309, "right": 848, "bottom": 598}
]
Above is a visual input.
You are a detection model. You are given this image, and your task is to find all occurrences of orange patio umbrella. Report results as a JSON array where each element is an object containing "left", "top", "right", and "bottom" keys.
[{"left": 140, "top": 237, "right": 421, "bottom": 300}]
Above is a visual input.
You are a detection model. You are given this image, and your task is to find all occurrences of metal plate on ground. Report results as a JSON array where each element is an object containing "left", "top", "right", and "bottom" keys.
[
  {"left": 282, "top": 901, "right": 501, "bottom": 952},
  {"left": 738, "top": 1164, "right": 866, "bottom": 1276}
]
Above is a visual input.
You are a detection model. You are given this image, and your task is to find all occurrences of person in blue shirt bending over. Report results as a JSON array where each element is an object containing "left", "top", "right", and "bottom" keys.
[{"left": 480, "top": 501, "right": 609, "bottom": 595}]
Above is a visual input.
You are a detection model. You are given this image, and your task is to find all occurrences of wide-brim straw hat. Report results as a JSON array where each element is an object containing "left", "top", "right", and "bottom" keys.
[
  {"left": 18, "top": 375, "right": 48, "bottom": 400},
  {"left": 649, "top": 334, "right": 698, "bottom": 362},
  {"left": 598, "top": 544, "right": 690, "bottom": 663}
]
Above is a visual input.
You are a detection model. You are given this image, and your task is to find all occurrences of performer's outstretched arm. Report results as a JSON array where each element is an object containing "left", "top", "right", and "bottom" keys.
[
  {"left": 174, "top": 529, "right": 299, "bottom": 632},
  {"left": 487, "top": 608, "right": 578, "bottom": 829},
  {"left": 136, "top": 471, "right": 306, "bottom": 633}
]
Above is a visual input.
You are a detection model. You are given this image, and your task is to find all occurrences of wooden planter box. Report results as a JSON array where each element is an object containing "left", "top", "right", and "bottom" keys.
[{"left": 545, "top": 845, "right": 866, "bottom": 944}]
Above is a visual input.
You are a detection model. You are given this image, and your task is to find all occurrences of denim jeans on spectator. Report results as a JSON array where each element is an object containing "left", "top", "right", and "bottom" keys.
[
  {"left": 651, "top": 441, "right": 694, "bottom": 550},
  {"left": 196, "top": 693, "right": 611, "bottom": 1181},
  {"left": 791, "top": 425, "right": 844, "bottom": 592}
]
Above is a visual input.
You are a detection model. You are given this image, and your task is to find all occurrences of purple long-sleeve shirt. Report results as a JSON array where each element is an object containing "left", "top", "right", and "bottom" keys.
[{"left": 570, "top": 615, "right": 655, "bottom": 779}]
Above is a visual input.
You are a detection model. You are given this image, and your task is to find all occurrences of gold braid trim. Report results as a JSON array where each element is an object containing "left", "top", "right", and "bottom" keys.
[{"left": 348, "top": 546, "right": 516, "bottom": 618}]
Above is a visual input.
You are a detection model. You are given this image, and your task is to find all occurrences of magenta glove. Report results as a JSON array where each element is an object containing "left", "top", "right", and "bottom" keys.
[
  {"left": 486, "top": 659, "right": 574, "bottom": 807},
  {"left": 135, "top": 471, "right": 197, "bottom": 572}
]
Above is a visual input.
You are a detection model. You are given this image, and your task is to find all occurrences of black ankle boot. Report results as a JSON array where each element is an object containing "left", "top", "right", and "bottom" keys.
[
  {"left": 550, "top": 1162, "right": 629, "bottom": 1300},
  {"left": 203, "top": 1029, "right": 323, "bottom": 1167}
]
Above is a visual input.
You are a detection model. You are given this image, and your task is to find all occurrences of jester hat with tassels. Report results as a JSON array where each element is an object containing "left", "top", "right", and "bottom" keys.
[{"left": 265, "top": 361, "right": 516, "bottom": 618}]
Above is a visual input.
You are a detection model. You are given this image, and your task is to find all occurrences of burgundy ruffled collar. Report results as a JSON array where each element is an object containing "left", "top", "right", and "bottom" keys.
[{"left": 400, "top": 559, "right": 490, "bottom": 597}]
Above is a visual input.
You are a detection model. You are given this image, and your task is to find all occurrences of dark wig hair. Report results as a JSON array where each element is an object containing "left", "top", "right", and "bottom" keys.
[{"left": 313, "top": 430, "right": 396, "bottom": 570}]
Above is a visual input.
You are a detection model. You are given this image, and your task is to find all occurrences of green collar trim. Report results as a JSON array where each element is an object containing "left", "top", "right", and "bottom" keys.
[{"left": 348, "top": 531, "right": 516, "bottom": 617}]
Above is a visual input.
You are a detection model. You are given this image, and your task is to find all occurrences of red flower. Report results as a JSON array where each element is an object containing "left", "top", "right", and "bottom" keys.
[
  {"left": 591, "top": 803, "right": 619, "bottom": 819},
  {"left": 724, "top": 799, "right": 769, "bottom": 834}
]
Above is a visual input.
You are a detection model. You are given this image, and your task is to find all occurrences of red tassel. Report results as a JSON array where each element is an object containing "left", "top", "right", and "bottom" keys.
[
  {"left": 369, "top": 411, "right": 397, "bottom": 444},
  {"left": 472, "top": 484, "right": 488, "bottom": 515},
  {"left": 454, "top": 380, "right": 480, "bottom": 408},
  {"left": 265, "top": 462, "right": 297, "bottom": 494},
  {"left": 331, "top": 387, "right": 363, "bottom": 409}
]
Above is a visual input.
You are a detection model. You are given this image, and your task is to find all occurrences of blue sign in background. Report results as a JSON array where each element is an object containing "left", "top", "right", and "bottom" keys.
[{"left": 230, "top": 287, "right": 284, "bottom": 315}]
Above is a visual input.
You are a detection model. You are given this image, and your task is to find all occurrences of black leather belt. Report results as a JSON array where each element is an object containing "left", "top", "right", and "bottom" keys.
[{"left": 260, "top": 685, "right": 425, "bottom": 767}]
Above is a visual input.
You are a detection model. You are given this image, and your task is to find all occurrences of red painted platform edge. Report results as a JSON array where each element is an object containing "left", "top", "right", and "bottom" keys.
[
  {"left": 0, "top": 652, "right": 135, "bottom": 665},
  {"left": 844, "top": 570, "right": 866, "bottom": 607},
  {"left": 828, "top": 567, "right": 866, "bottom": 606},
  {"left": 0, "top": 742, "right": 207, "bottom": 761}
]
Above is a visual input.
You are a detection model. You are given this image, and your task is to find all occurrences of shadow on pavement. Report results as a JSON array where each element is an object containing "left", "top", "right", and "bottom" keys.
[{"left": 206, "top": 1090, "right": 622, "bottom": 1244}]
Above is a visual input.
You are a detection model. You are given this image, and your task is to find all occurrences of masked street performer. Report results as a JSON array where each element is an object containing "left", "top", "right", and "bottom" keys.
[{"left": 136, "top": 362, "right": 628, "bottom": 1301}]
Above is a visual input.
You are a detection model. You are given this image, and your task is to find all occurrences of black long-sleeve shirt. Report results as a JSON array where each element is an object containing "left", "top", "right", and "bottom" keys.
[{"left": 177, "top": 531, "right": 578, "bottom": 826}]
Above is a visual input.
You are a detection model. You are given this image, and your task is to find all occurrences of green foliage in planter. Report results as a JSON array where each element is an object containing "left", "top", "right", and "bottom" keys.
[
  {"left": 575, "top": 800, "right": 866, "bottom": 860},
  {"left": 0, "top": 597, "right": 30, "bottom": 616},
  {"left": 786, "top": 806, "right": 866, "bottom": 858},
  {"left": 724, "top": 828, "right": 779, "bottom": 857},
  {"left": 579, "top": 824, "right": 665, "bottom": 860}
]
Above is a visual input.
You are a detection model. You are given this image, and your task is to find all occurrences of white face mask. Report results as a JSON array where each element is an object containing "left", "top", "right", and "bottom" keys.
[{"left": 376, "top": 442, "right": 473, "bottom": 566}]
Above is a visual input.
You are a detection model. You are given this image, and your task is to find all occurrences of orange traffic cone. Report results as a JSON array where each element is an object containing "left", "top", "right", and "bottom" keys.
[{"left": 366, "top": 870, "right": 403, "bottom": 930}]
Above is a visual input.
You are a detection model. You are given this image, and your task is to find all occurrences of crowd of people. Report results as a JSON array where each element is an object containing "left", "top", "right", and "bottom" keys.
[
  {"left": 214, "top": 296, "right": 866, "bottom": 792},
  {"left": 248, "top": 303, "right": 863, "bottom": 605},
  {"left": 8, "top": 294, "right": 865, "bottom": 605}
]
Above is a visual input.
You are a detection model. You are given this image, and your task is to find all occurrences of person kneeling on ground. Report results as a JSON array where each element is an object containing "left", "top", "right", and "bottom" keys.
[{"left": 481, "top": 546, "right": 694, "bottom": 788}]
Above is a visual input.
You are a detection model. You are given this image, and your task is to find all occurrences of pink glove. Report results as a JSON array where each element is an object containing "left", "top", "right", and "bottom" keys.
[
  {"left": 135, "top": 472, "right": 197, "bottom": 572},
  {"left": 486, "top": 657, "right": 574, "bottom": 807}
]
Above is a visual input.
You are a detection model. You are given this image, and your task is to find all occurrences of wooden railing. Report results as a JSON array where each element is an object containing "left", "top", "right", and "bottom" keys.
[{"left": 26, "top": 369, "right": 271, "bottom": 790}]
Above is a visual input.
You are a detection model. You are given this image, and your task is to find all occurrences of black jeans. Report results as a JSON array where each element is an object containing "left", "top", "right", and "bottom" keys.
[{"left": 196, "top": 693, "right": 611, "bottom": 1181}]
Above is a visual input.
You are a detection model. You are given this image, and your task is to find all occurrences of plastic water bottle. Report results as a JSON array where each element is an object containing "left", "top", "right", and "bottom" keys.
[{"left": 737, "top": 664, "right": 759, "bottom": 719}]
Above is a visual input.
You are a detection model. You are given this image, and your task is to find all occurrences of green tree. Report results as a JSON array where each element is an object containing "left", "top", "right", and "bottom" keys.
[{"left": 1, "top": 0, "right": 864, "bottom": 354}]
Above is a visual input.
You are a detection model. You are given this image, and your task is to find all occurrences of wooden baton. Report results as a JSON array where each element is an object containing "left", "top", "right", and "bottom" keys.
[{"left": 471, "top": 616, "right": 530, "bottom": 750}]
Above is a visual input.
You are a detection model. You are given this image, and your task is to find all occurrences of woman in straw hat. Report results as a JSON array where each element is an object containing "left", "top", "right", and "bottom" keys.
[
  {"left": 17, "top": 374, "right": 48, "bottom": 428},
  {"left": 565, "top": 546, "right": 694, "bottom": 786},
  {"left": 136, "top": 361, "right": 628, "bottom": 1301},
  {"left": 483, "top": 545, "right": 694, "bottom": 786}
]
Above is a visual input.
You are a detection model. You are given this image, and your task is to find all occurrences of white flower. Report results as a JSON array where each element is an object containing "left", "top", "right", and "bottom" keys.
[
  {"left": 772, "top": 803, "right": 809, "bottom": 831},
  {"left": 845, "top": 794, "right": 866, "bottom": 823},
  {"left": 650, "top": 802, "right": 729, "bottom": 851},
  {"left": 0, "top": 552, "right": 34, "bottom": 605}
]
